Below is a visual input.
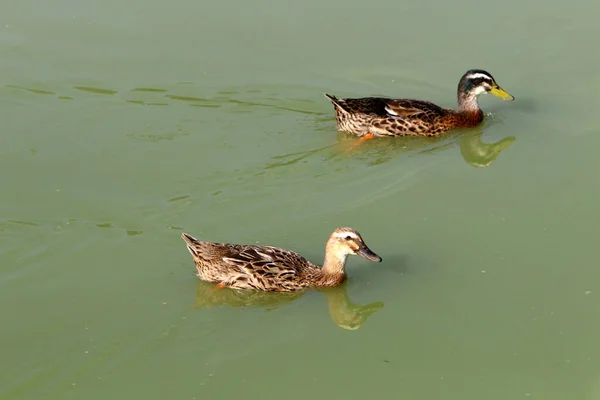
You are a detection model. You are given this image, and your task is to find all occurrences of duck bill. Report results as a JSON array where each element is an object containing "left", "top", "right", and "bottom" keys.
[
  {"left": 356, "top": 246, "right": 382, "bottom": 262},
  {"left": 489, "top": 85, "right": 514, "bottom": 101}
]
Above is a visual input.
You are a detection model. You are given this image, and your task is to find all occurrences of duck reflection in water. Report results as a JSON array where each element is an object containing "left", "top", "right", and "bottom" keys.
[
  {"left": 335, "top": 126, "right": 516, "bottom": 168},
  {"left": 193, "top": 280, "right": 383, "bottom": 331},
  {"left": 265, "top": 126, "right": 515, "bottom": 170}
]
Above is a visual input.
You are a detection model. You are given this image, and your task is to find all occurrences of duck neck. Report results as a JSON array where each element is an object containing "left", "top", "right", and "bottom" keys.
[
  {"left": 321, "top": 243, "right": 348, "bottom": 279},
  {"left": 457, "top": 91, "right": 481, "bottom": 113}
]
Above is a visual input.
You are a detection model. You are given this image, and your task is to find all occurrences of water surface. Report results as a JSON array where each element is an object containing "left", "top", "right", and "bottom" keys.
[{"left": 2, "top": 0, "right": 600, "bottom": 399}]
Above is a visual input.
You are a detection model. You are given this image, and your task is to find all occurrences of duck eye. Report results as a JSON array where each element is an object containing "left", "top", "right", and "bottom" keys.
[{"left": 344, "top": 235, "right": 353, "bottom": 240}]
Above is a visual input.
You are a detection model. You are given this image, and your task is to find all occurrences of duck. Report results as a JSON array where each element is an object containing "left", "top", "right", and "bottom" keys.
[
  {"left": 181, "top": 227, "right": 382, "bottom": 292},
  {"left": 324, "top": 69, "right": 514, "bottom": 138}
]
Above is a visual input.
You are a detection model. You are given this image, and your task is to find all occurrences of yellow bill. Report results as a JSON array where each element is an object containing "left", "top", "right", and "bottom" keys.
[{"left": 489, "top": 85, "right": 515, "bottom": 101}]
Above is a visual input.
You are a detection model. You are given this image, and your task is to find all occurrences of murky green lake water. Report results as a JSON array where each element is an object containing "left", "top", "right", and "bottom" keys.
[{"left": 2, "top": 0, "right": 600, "bottom": 398}]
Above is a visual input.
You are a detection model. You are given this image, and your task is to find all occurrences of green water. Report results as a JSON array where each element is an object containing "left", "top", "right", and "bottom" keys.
[{"left": 2, "top": 0, "right": 600, "bottom": 398}]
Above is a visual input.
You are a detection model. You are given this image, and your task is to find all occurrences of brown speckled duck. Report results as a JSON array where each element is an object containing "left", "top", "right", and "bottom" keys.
[
  {"left": 325, "top": 69, "right": 514, "bottom": 138},
  {"left": 181, "top": 227, "right": 381, "bottom": 292}
]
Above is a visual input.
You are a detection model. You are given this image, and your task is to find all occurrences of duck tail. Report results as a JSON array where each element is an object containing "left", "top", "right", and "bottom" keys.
[
  {"left": 181, "top": 233, "right": 200, "bottom": 256},
  {"left": 323, "top": 93, "right": 348, "bottom": 113},
  {"left": 323, "top": 93, "right": 340, "bottom": 104},
  {"left": 181, "top": 232, "right": 197, "bottom": 245}
]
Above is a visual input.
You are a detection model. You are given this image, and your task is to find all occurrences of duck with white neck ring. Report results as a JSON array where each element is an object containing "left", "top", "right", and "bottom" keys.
[
  {"left": 324, "top": 69, "right": 514, "bottom": 138},
  {"left": 181, "top": 227, "right": 382, "bottom": 292}
]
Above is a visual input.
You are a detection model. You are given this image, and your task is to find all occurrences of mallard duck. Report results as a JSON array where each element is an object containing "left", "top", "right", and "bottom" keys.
[
  {"left": 324, "top": 69, "right": 514, "bottom": 138},
  {"left": 181, "top": 227, "right": 382, "bottom": 292}
]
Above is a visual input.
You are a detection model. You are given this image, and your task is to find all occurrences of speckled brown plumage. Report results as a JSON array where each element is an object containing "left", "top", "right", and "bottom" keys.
[
  {"left": 325, "top": 69, "right": 514, "bottom": 137},
  {"left": 181, "top": 227, "right": 382, "bottom": 292}
]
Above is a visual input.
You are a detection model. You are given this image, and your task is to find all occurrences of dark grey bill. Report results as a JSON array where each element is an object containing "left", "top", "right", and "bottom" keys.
[{"left": 356, "top": 246, "right": 382, "bottom": 262}]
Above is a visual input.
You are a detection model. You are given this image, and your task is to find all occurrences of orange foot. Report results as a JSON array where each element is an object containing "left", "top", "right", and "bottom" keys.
[
  {"left": 358, "top": 133, "right": 376, "bottom": 143},
  {"left": 216, "top": 282, "right": 227, "bottom": 289}
]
